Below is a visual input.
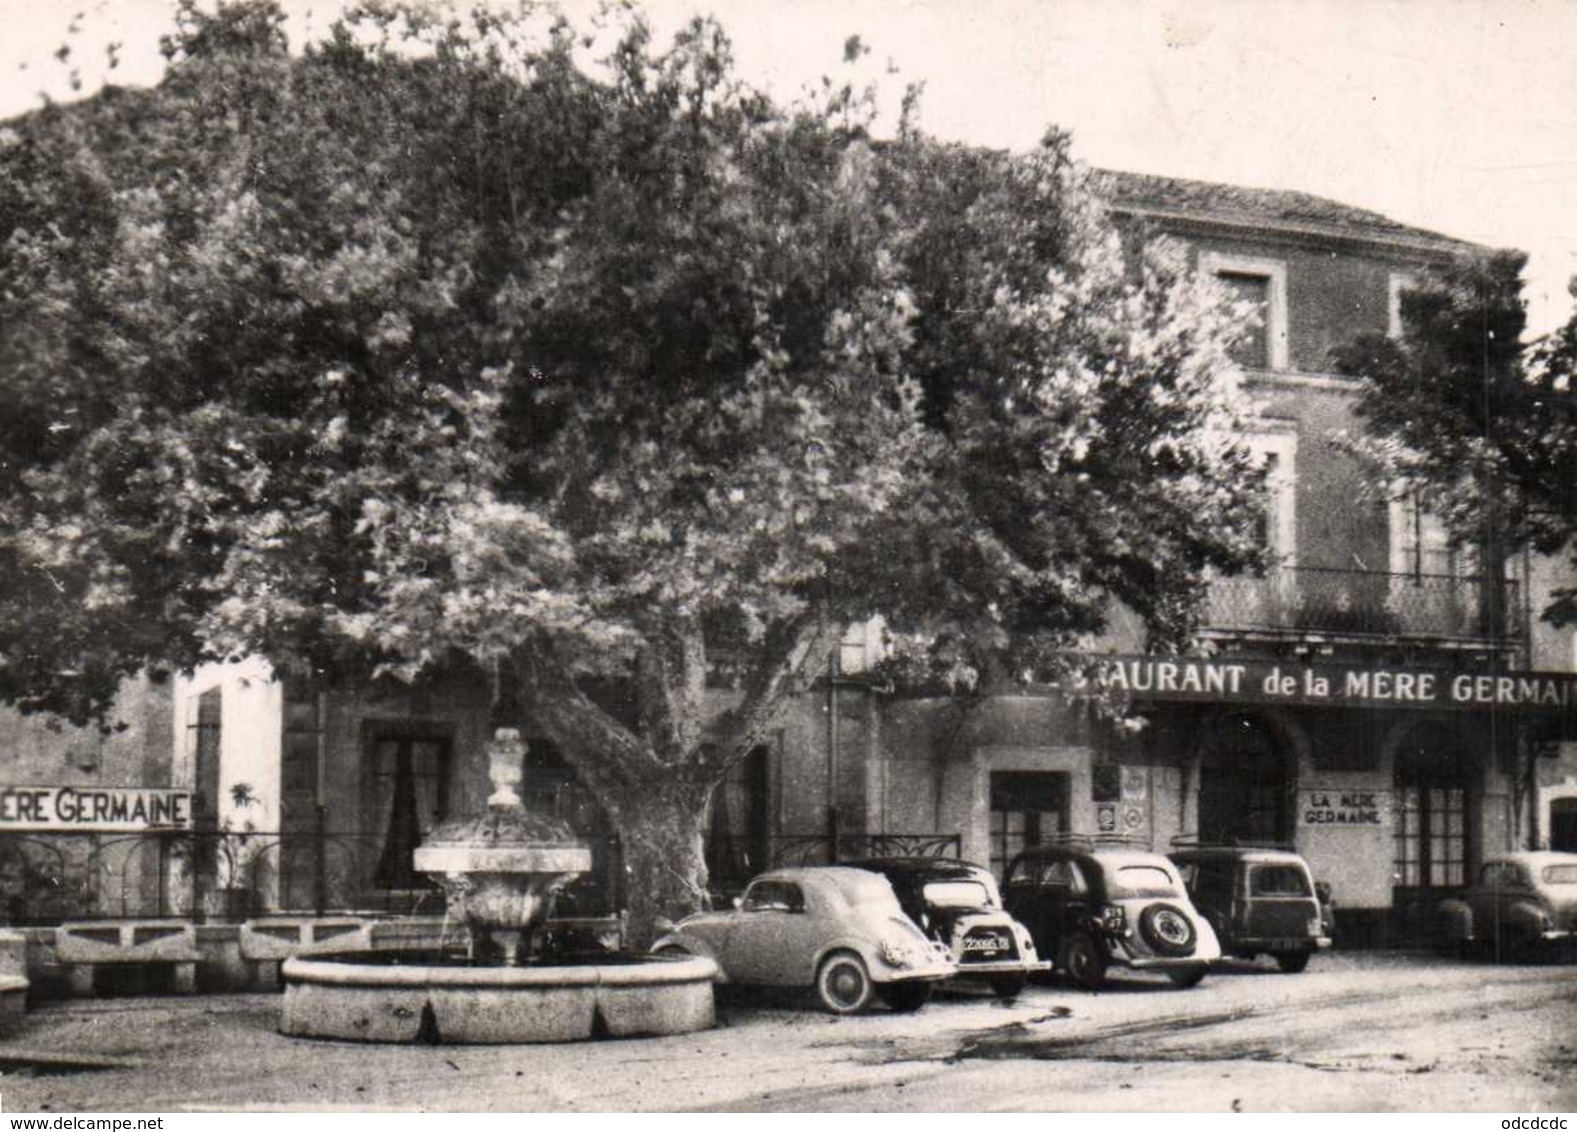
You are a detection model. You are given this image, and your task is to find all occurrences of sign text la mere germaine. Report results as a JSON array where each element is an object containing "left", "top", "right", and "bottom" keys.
[
  {"left": 1081, "top": 656, "right": 1577, "bottom": 714},
  {"left": 0, "top": 786, "right": 193, "bottom": 832}
]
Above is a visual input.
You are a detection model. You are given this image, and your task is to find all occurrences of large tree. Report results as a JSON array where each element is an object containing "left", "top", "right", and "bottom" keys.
[
  {"left": 0, "top": 1, "right": 1264, "bottom": 941},
  {"left": 1329, "top": 251, "right": 1577, "bottom": 625}
]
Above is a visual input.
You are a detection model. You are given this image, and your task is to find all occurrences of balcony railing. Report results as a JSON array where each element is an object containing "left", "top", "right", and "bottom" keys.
[{"left": 1205, "top": 566, "right": 1520, "bottom": 644}]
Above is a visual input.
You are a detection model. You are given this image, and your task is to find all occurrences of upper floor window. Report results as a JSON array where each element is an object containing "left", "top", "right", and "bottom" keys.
[
  {"left": 1244, "top": 426, "right": 1297, "bottom": 563},
  {"left": 1388, "top": 492, "right": 1477, "bottom": 580},
  {"left": 1203, "top": 252, "right": 1289, "bottom": 371},
  {"left": 1388, "top": 272, "right": 1418, "bottom": 339}
]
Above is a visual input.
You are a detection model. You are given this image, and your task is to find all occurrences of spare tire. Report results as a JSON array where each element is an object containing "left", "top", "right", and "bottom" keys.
[{"left": 1139, "top": 903, "right": 1197, "bottom": 956}]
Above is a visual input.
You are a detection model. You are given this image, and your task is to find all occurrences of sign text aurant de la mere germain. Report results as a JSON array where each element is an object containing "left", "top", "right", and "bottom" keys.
[
  {"left": 1077, "top": 655, "right": 1577, "bottom": 714},
  {"left": 0, "top": 786, "right": 194, "bottom": 832}
]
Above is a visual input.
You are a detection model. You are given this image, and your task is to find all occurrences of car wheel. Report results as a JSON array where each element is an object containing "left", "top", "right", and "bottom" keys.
[
  {"left": 990, "top": 974, "right": 1028, "bottom": 1001},
  {"left": 1138, "top": 904, "right": 1197, "bottom": 957},
  {"left": 1275, "top": 950, "right": 1312, "bottom": 974},
  {"left": 653, "top": 944, "right": 691, "bottom": 957},
  {"left": 1166, "top": 965, "right": 1207, "bottom": 989},
  {"left": 1063, "top": 932, "right": 1108, "bottom": 991},
  {"left": 876, "top": 981, "right": 933, "bottom": 1013},
  {"left": 815, "top": 951, "right": 874, "bottom": 1014}
]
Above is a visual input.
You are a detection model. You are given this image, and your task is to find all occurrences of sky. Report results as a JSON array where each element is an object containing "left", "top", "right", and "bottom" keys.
[{"left": 3, "top": 0, "right": 1575, "bottom": 336}]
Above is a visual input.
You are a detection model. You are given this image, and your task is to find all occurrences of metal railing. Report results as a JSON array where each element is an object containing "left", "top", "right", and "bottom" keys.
[
  {"left": 2, "top": 826, "right": 964, "bottom": 924},
  {"left": 0, "top": 828, "right": 623, "bottom": 925},
  {"left": 706, "top": 832, "right": 962, "bottom": 897},
  {"left": 1205, "top": 566, "right": 1520, "bottom": 643}
]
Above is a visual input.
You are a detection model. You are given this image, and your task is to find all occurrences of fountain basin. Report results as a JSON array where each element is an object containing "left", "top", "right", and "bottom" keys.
[{"left": 280, "top": 951, "right": 717, "bottom": 1044}]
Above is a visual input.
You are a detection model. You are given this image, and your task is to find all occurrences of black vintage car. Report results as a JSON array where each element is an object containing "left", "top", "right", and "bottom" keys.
[
  {"left": 847, "top": 857, "right": 1049, "bottom": 998},
  {"left": 1168, "top": 843, "right": 1333, "bottom": 973},
  {"left": 1002, "top": 838, "right": 1220, "bottom": 990}
]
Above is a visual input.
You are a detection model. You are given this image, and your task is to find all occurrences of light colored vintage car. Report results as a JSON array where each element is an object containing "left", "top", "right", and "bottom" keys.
[
  {"left": 1003, "top": 839, "right": 1222, "bottom": 990},
  {"left": 1436, "top": 851, "right": 1577, "bottom": 960},
  {"left": 652, "top": 866, "right": 956, "bottom": 1013},
  {"left": 847, "top": 857, "right": 1050, "bottom": 998}
]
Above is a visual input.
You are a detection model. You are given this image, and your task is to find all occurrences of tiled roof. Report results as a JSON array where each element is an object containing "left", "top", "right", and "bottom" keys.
[{"left": 1090, "top": 168, "right": 1471, "bottom": 249}]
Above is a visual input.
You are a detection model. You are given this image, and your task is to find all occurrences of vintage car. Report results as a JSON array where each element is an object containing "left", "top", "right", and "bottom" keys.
[
  {"left": 1002, "top": 839, "right": 1220, "bottom": 990},
  {"left": 651, "top": 866, "right": 956, "bottom": 1013},
  {"left": 1168, "top": 843, "right": 1333, "bottom": 972},
  {"left": 846, "top": 857, "right": 1051, "bottom": 999},
  {"left": 1435, "top": 851, "right": 1577, "bottom": 960}
]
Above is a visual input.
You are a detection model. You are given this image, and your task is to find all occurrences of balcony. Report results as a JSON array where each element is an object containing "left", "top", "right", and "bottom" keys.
[{"left": 1204, "top": 566, "right": 1520, "bottom": 646}]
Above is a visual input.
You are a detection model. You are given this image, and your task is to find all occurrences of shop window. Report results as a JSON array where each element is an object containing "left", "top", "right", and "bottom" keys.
[
  {"left": 1196, "top": 713, "right": 1292, "bottom": 844},
  {"left": 988, "top": 771, "right": 1069, "bottom": 880}
]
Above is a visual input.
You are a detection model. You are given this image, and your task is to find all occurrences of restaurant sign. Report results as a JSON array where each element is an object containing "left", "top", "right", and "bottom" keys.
[
  {"left": 0, "top": 786, "right": 194, "bottom": 832},
  {"left": 1078, "top": 655, "right": 1577, "bottom": 715}
]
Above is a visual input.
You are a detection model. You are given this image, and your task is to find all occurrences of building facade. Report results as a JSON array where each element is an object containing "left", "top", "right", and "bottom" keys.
[{"left": 763, "top": 173, "right": 1577, "bottom": 946}]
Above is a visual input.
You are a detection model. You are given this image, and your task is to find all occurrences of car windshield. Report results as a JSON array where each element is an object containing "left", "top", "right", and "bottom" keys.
[
  {"left": 1249, "top": 864, "right": 1312, "bottom": 897},
  {"left": 1543, "top": 864, "right": 1577, "bottom": 885},
  {"left": 1108, "top": 865, "right": 1181, "bottom": 899},
  {"left": 922, "top": 880, "right": 993, "bottom": 909}
]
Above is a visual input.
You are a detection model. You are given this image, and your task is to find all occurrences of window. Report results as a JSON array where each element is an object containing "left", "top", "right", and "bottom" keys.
[
  {"left": 1393, "top": 724, "right": 1472, "bottom": 891},
  {"left": 988, "top": 772, "right": 1069, "bottom": 879},
  {"left": 1220, "top": 272, "right": 1271, "bottom": 368},
  {"left": 1203, "top": 252, "right": 1288, "bottom": 371},
  {"left": 1197, "top": 713, "right": 1292, "bottom": 844},
  {"left": 1388, "top": 272, "right": 1418, "bottom": 339},
  {"left": 1249, "top": 864, "right": 1312, "bottom": 897},
  {"left": 742, "top": 880, "right": 804, "bottom": 913},
  {"left": 1389, "top": 492, "right": 1477, "bottom": 580},
  {"left": 922, "top": 880, "right": 993, "bottom": 909},
  {"left": 1240, "top": 428, "right": 1296, "bottom": 563},
  {"left": 366, "top": 728, "right": 453, "bottom": 890},
  {"left": 1109, "top": 865, "right": 1181, "bottom": 899}
]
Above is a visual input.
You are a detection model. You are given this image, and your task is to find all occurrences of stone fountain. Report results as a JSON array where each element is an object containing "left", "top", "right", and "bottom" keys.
[{"left": 279, "top": 729, "right": 716, "bottom": 1044}]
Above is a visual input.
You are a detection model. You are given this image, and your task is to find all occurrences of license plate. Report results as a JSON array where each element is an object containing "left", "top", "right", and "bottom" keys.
[
  {"left": 963, "top": 936, "right": 1009, "bottom": 953},
  {"left": 1264, "top": 939, "right": 1306, "bottom": 952}
]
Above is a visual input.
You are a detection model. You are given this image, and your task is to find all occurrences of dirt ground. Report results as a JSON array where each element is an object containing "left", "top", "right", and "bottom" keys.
[{"left": 2, "top": 950, "right": 1573, "bottom": 1112}]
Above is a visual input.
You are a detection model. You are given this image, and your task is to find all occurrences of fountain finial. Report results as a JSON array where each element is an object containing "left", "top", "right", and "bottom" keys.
[{"left": 487, "top": 727, "right": 526, "bottom": 810}]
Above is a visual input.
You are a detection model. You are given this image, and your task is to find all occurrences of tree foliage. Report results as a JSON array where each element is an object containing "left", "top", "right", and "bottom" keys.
[
  {"left": 0, "top": 1, "right": 1264, "bottom": 939},
  {"left": 1329, "top": 251, "right": 1577, "bottom": 622}
]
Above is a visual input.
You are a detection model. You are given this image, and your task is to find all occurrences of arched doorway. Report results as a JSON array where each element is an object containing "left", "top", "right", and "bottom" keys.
[
  {"left": 1391, "top": 719, "right": 1478, "bottom": 939},
  {"left": 1195, "top": 712, "right": 1294, "bottom": 844}
]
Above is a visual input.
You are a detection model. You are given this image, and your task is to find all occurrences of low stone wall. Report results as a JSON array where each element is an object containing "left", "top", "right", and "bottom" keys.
[{"left": 15, "top": 914, "right": 627, "bottom": 998}]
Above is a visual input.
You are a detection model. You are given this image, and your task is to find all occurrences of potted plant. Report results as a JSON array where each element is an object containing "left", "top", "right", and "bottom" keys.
[{"left": 206, "top": 783, "right": 261, "bottom": 921}]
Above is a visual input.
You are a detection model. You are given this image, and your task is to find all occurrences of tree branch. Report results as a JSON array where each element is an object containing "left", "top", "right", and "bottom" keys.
[{"left": 513, "top": 641, "right": 665, "bottom": 795}]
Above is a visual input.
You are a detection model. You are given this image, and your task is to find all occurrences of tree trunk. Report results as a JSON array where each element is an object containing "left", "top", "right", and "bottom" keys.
[{"left": 605, "top": 779, "right": 715, "bottom": 950}]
